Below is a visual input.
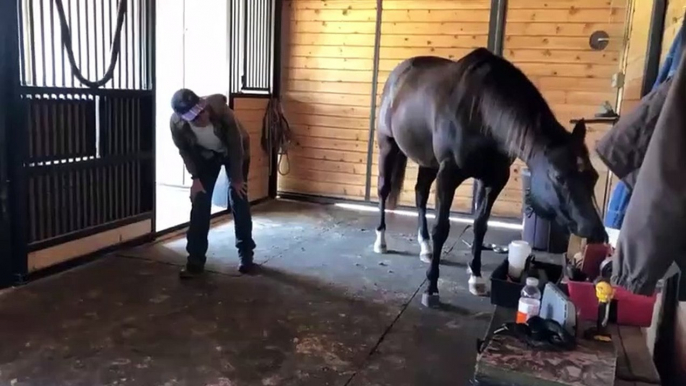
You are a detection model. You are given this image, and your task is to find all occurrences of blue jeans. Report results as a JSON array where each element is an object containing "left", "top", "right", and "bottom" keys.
[{"left": 186, "top": 154, "right": 255, "bottom": 268}]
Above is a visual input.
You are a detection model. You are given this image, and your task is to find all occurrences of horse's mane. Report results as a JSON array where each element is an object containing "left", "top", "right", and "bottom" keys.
[{"left": 450, "top": 48, "right": 571, "bottom": 160}]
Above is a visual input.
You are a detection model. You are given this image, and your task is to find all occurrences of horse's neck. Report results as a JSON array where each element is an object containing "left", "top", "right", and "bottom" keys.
[
  {"left": 498, "top": 127, "right": 550, "bottom": 164},
  {"left": 503, "top": 119, "right": 569, "bottom": 164}
]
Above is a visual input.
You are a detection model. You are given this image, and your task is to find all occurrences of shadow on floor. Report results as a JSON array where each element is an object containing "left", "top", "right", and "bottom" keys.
[{"left": 0, "top": 199, "right": 526, "bottom": 386}]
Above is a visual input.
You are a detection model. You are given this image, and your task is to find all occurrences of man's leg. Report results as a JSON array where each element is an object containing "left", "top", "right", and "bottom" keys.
[
  {"left": 226, "top": 158, "right": 256, "bottom": 273},
  {"left": 182, "top": 157, "right": 221, "bottom": 278}
]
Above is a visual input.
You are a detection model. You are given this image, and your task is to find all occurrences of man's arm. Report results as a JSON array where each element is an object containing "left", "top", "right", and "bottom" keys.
[{"left": 170, "top": 118, "right": 199, "bottom": 179}]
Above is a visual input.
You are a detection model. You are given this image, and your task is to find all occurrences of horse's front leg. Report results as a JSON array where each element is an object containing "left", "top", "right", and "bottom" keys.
[
  {"left": 416, "top": 167, "right": 437, "bottom": 263},
  {"left": 469, "top": 176, "right": 507, "bottom": 296},
  {"left": 374, "top": 182, "right": 388, "bottom": 254},
  {"left": 422, "top": 161, "right": 464, "bottom": 308}
]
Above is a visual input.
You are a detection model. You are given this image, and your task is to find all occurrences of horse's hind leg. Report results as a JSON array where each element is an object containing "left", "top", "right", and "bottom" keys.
[
  {"left": 423, "top": 160, "right": 466, "bottom": 308},
  {"left": 468, "top": 170, "right": 509, "bottom": 296},
  {"left": 374, "top": 135, "right": 401, "bottom": 254},
  {"left": 416, "top": 166, "right": 437, "bottom": 263}
]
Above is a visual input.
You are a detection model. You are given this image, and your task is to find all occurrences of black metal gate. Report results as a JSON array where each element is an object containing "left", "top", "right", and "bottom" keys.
[
  {"left": 0, "top": 0, "right": 21, "bottom": 286},
  {"left": 6, "top": 0, "right": 156, "bottom": 279}
]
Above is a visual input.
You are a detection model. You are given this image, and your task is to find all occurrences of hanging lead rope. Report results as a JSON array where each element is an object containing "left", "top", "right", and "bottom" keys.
[
  {"left": 261, "top": 97, "right": 292, "bottom": 176},
  {"left": 53, "top": 0, "right": 127, "bottom": 88}
]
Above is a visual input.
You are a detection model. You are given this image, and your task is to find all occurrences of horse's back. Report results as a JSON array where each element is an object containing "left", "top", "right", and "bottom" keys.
[
  {"left": 377, "top": 48, "right": 512, "bottom": 169},
  {"left": 378, "top": 51, "right": 494, "bottom": 140},
  {"left": 378, "top": 56, "right": 454, "bottom": 123},
  {"left": 377, "top": 56, "right": 456, "bottom": 167}
]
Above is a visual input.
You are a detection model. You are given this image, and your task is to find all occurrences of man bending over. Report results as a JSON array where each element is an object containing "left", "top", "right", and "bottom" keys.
[{"left": 170, "top": 88, "right": 256, "bottom": 278}]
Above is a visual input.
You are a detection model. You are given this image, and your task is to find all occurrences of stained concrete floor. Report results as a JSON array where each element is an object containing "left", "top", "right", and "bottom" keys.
[{"left": 0, "top": 199, "right": 527, "bottom": 386}]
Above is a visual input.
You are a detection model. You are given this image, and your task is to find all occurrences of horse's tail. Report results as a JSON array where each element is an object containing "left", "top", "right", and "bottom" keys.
[{"left": 387, "top": 144, "right": 407, "bottom": 211}]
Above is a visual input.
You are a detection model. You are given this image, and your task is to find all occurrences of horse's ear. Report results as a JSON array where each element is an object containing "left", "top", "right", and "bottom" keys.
[{"left": 571, "top": 120, "right": 586, "bottom": 144}]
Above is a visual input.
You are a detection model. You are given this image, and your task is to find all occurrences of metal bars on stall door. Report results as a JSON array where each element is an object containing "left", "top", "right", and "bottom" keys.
[
  {"left": 229, "top": 0, "right": 275, "bottom": 93},
  {"left": 13, "top": 0, "right": 156, "bottom": 250},
  {"left": 17, "top": 0, "right": 149, "bottom": 90}
]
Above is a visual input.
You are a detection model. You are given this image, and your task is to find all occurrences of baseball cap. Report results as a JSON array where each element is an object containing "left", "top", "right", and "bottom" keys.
[{"left": 171, "top": 88, "right": 206, "bottom": 121}]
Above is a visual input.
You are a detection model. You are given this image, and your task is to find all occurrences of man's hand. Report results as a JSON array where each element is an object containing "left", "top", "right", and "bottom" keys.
[
  {"left": 231, "top": 180, "right": 248, "bottom": 199},
  {"left": 190, "top": 179, "right": 206, "bottom": 201}
]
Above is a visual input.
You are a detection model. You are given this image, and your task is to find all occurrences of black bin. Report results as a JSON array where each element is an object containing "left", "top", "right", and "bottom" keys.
[
  {"left": 521, "top": 168, "right": 570, "bottom": 253},
  {"left": 489, "top": 257, "right": 563, "bottom": 309}
]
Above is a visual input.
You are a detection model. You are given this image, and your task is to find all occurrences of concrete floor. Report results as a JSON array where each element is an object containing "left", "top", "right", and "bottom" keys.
[{"left": 0, "top": 199, "right": 526, "bottom": 386}]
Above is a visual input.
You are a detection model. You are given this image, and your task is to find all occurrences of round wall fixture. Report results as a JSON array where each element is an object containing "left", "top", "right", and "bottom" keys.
[{"left": 589, "top": 31, "right": 610, "bottom": 51}]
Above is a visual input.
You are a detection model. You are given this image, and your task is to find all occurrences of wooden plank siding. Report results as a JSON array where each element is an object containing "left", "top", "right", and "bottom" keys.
[
  {"left": 497, "top": 0, "right": 630, "bottom": 217},
  {"left": 661, "top": 0, "right": 686, "bottom": 63},
  {"left": 620, "top": 0, "right": 685, "bottom": 116},
  {"left": 619, "top": 0, "right": 652, "bottom": 115},
  {"left": 233, "top": 97, "right": 271, "bottom": 202},
  {"left": 278, "top": 0, "right": 377, "bottom": 200},
  {"left": 369, "top": 0, "right": 493, "bottom": 213},
  {"left": 277, "top": 0, "right": 634, "bottom": 220}
]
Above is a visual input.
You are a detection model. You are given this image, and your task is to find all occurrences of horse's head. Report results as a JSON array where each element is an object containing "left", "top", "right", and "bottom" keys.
[{"left": 526, "top": 120, "right": 607, "bottom": 243}]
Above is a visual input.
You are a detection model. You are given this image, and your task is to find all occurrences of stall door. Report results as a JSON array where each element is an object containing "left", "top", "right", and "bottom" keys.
[
  {"left": 0, "top": 0, "right": 19, "bottom": 286},
  {"left": 16, "top": 0, "right": 156, "bottom": 273}
]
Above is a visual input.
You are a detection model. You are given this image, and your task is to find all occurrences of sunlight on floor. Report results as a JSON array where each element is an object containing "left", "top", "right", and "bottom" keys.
[{"left": 333, "top": 203, "right": 524, "bottom": 231}]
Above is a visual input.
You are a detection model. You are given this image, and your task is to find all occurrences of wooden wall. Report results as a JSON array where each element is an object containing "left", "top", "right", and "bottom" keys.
[
  {"left": 619, "top": 0, "right": 685, "bottom": 116},
  {"left": 369, "top": 0, "right": 492, "bottom": 213},
  {"left": 232, "top": 97, "right": 271, "bottom": 202},
  {"left": 662, "top": 0, "right": 686, "bottom": 62},
  {"left": 279, "top": 0, "right": 377, "bottom": 200},
  {"left": 497, "top": 0, "right": 629, "bottom": 217},
  {"left": 619, "top": 0, "right": 652, "bottom": 115},
  {"left": 278, "top": 0, "right": 634, "bottom": 219}
]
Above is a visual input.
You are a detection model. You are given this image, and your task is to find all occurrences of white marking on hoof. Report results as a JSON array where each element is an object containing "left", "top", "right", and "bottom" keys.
[
  {"left": 374, "top": 229, "right": 387, "bottom": 254},
  {"left": 418, "top": 231, "right": 432, "bottom": 263},
  {"left": 468, "top": 275, "right": 488, "bottom": 297},
  {"left": 421, "top": 292, "right": 441, "bottom": 308}
]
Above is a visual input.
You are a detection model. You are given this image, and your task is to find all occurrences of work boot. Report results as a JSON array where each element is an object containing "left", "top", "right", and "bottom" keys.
[
  {"left": 179, "top": 264, "right": 205, "bottom": 279},
  {"left": 238, "top": 253, "right": 256, "bottom": 274}
]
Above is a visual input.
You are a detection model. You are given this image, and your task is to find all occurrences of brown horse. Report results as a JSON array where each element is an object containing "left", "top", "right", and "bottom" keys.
[{"left": 373, "top": 48, "right": 606, "bottom": 307}]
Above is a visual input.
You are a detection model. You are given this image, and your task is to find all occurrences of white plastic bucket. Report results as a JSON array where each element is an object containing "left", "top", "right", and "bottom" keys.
[{"left": 508, "top": 240, "right": 532, "bottom": 280}]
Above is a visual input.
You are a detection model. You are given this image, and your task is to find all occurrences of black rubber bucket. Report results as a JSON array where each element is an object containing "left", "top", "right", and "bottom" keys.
[{"left": 521, "top": 168, "right": 570, "bottom": 253}]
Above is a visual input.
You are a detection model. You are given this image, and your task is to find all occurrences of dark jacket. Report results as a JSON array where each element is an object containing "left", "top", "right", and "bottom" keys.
[
  {"left": 596, "top": 77, "right": 672, "bottom": 191},
  {"left": 596, "top": 47, "right": 686, "bottom": 295},
  {"left": 170, "top": 94, "right": 250, "bottom": 183},
  {"left": 602, "top": 21, "right": 684, "bottom": 230}
]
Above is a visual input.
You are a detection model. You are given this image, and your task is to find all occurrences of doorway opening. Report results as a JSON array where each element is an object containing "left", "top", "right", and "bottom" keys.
[
  {"left": 154, "top": 0, "right": 275, "bottom": 233},
  {"left": 154, "top": 0, "right": 229, "bottom": 232}
]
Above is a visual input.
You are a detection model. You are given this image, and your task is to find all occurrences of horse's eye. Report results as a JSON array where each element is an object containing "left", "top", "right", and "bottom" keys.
[{"left": 550, "top": 171, "right": 564, "bottom": 183}]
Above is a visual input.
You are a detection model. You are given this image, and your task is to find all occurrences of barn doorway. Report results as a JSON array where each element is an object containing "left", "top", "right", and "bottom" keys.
[{"left": 153, "top": 0, "right": 229, "bottom": 232}]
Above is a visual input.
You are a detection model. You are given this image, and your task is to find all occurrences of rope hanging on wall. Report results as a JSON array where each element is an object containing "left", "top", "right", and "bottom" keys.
[
  {"left": 261, "top": 97, "right": 292, "bottom": 176},
  {"left": 53, "top": 0, "right": 127, "bottom": 88}
]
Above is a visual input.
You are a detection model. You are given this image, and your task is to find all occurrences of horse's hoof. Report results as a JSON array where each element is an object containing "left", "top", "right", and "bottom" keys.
[
  {"left": 469, "top": 275, "right": 488, "bottom": 297},
  {"left": 421, "top": 292, "right": 441, "bottom": 308},
  {"left": 374, "top": 230, "right": 387, "bottom": 254},
  {"left": 419, "top": 252, "right": 432, "bottom": 264}
]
